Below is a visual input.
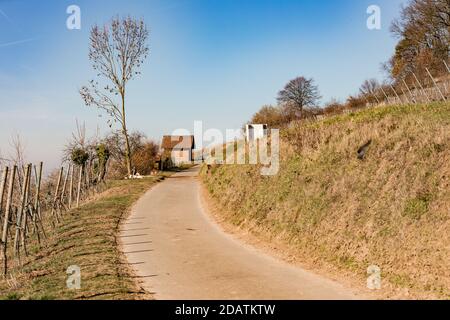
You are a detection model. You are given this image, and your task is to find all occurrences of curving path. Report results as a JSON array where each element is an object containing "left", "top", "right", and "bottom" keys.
[{"left": 120, "top": 166, "right": 361, "bottom": 300}]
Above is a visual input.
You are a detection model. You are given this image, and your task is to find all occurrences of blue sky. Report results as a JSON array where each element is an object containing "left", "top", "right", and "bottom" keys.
[{"left": 0, "top": 0, "right": 405, "bottom": 169}]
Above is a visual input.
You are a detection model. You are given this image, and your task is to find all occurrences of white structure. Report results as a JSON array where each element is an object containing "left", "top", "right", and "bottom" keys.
[
  {"left": 245, "top": 124, "right": 268, "bottom": 142},
  {"left": 161, "top": 135, "right": 195, "bottom": 166}
]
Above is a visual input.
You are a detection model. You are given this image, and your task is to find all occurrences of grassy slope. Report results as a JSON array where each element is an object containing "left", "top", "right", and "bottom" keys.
[
  {"left": 201, "top": 102, "right": 450, "bottom": 299},
  {"left": 0, "top": 176, "right": 167, "bottom": 300}
]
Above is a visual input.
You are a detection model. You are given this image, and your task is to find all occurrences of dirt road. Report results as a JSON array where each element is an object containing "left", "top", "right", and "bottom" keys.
[{"left": 120, "top": 167, "right": 361, "bottom": 300}]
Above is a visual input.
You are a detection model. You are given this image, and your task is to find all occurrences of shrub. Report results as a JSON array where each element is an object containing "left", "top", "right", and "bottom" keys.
[{"left": 71, "top": 148, "right": 89, "bottom": 166}]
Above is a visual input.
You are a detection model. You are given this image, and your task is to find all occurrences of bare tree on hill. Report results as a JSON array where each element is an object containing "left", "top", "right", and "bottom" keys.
[
  {"left": 277, "top": 77, "right": 321, "bottom": 119},
  {"left": 359, "top": 79, "right": 380, "bottom": 96}
]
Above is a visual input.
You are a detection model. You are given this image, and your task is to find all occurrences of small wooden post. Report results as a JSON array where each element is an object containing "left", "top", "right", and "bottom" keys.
[
  {"left": 34, "top": 162, "right": 43, "bottom": 220},
  {"left": 0, "top": 167, "right": 8, "bottom": 229},
  {"left": 371, "top": 92, "right": 380, "bottom": 104},
  {"left": 390, "top": 85, "right": 402, "bottom": 104},
  {"left": 380, "top": 86, "right": 390, "bottom": 104},
  {"left": 400, "top": 86, "right": 410, "bottom": 104},
  {"left": 33, "top": 162, "right": 45, "bottom": 241},
  {"left": 412, "top": 72, "right": 430, "bottom": 103},
  {"left": 426, "top": 68, "right": 446, "bottom": 101},
  {"left": 61, "top": 165, "right": 70, "bottom": 209},
  {"left": 14, "top": 164, "right": 31, "bottom": 260},
  {"left": 412, "top": 82, "right": 423, "bottom": 103},
  {"left": 51, "top": 167, "right": 63, "bottom": 222},
  {"left": 443, "top": 80, "right": 449, "bottom": 96},
  {"left": 1, "top": 166, "right": 16, "bottom": 275},
  {"left": 103, "top": 158, "right": 109, "bottom": 183},
  {"left": 69, "top": 165, "right": 74, "bottom": 209},
  {"left": 444, "top": 60, "right": 450, "bottom": 74},
  {"left": 20, "top": 164, "right": 32, "bottom": 256},
  {"left": 403, "top": 79, "right": 416, "bottom": 104},
  {"left": 76, "top": 165, "right": 83, "bottom": 208}
]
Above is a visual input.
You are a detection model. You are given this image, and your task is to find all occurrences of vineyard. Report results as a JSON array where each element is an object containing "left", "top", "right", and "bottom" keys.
[{"left": 0, "top": 161, "right": 108, "bottom": 276}]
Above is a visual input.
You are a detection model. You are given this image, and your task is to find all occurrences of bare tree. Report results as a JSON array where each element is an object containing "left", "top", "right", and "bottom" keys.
[
  {"left": 80, "top": 16, "right": 150, "bottom": 176},
  {"left": 63, "top": 120, "right": 87, "bottom": 158},
  {"left": 0, "top": 135, "right": 26, "bottom": 177},
  {"left": 359, "top": 78, "right": 381, "bottom": 103},
  {"left": 9, "top": 134, "right": 26, "bottom": 168},
  {"left": 359, "top": 79, "right": 380, "bottom": 96},
  {"left": 0, "top": 149, "right": 8, "bottom": 167},
  {"left": 63, "top": 120, "right": 101, "bottom": 162},
  {"left": 277, "top": 77, "right": 321, "bottom": 118}
]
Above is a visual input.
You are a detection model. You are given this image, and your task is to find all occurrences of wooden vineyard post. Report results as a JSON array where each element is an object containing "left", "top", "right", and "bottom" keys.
[
  {"left": 403, "top": 79, "right": 416, "bottom": 104},
  {"left": 51, "top": 168, "right": 63, "bottom": 223},
  {"left": 32, "top": 162, "right": 46, "bottom": 242},
  {"left": 412, "top": 81, "right": 423, "bottom": 103},
  {"left": 371, "top": 92, "right": 380, "bottom": 105},
  {"left": 61, "top": 165, "right": 70, "bottom": 210},
  {"left": 69, "top": 165, "right": 74, "bottom": 209},
  {"left": 1, "top": 166, "right": 16, "bottom": 275},
  {"left": 426, "top": 68, "right": 446, "bottom": 101},
  {"left": 76, "top": 165, "right": 83, "bottom": 208},
  {"left": 20, "top": 164, "right": 32, "bottom": 256},
  {"left": 34, "top": 162, "right": 43, "bottom": 219},
  {"left": 0, "top": 167, "right": 8, "bottom": 228},
  {"left": 399, "top": 86, "right": 411, "bottom": 104},
  {"left": 444, "top": 60, "right": 450, "bottom": 74},
  {"left": 390, "top": 85, "right": 402, "bottom": 104},
  {"left": 380, "top": 86, "right": 390, "bottom": 104},
  {"left": 412, "top": 72, "right": 430, "bottom": 103},
  {"left": 14, "top": 164, "right": 31, "bottom": 261},
  {"left": 103, "top": 158, "right": 110, "bottom": 184}
]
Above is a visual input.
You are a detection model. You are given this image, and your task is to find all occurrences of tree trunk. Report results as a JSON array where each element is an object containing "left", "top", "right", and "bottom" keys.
[
  {"left": 121, "top": 91, "right": 133, "bottom": 176},
  {"left": 123, "top": 128, "right": 132, "bottom": 176}
]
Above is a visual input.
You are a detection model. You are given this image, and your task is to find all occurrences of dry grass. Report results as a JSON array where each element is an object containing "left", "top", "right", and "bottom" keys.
[
  {"left": 201, "top": 102, "right": 450, "bottom": 299},
  {"left": 0, "top": 175, "right": 168, "bottom": 300}
]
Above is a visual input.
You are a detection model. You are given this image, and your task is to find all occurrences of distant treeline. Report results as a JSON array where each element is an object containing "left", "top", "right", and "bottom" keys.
[{"left": 249, "top": 0, "right": 450, "bottom": 128}]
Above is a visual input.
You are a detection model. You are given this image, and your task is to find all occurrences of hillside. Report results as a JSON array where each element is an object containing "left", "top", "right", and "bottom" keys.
[{"left": 201, "top": 102, "right": 450, "bottom": 299}]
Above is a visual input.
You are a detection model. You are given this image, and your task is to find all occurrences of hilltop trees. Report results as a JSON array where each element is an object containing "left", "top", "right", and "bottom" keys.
[
  {"left": 277, "top": 77, "right": 321, "bottom": 119},
  {"left": 246, "top": 76, "right": 322, "bottom": 128},
  {"left": 80, "top": 16, "right": 150, "bottom": 177},
  {"left": 249, "top": 105, "right": 285, "bottom": 128},
  {"left": 246, "top": 1, "right": 449, "bottom": 130},
  {"left": 388, "top": 0, "right": 450, "bottom": 81}
]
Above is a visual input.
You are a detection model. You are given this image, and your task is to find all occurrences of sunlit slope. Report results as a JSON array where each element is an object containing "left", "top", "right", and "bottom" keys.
[{"left": 201, "top": 102, "right": 450, "bottom": 299}]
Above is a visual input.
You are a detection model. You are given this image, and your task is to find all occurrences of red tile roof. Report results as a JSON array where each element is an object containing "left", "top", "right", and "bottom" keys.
[{"left": 161, "top": 135, "right": 195, "bottom": 150}]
